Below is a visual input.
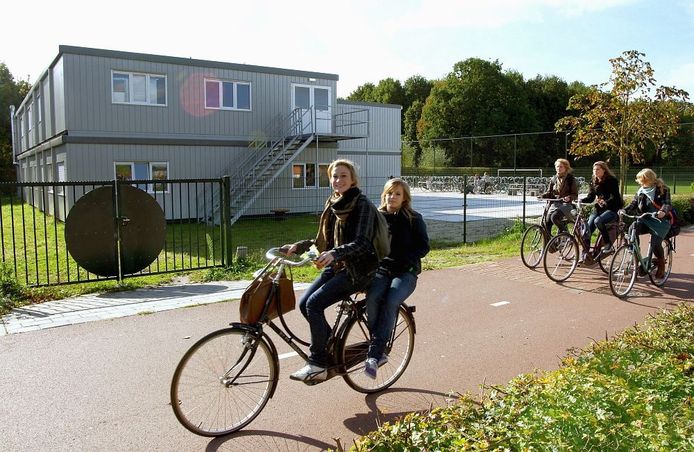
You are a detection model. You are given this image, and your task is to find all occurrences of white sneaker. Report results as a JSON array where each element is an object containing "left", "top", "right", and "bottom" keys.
[
  {"left": 290, "top": 363, "right": 327, "bottom": 382},
  {"left": 364, "top": 358, "right": 378, "bottom": 379}
]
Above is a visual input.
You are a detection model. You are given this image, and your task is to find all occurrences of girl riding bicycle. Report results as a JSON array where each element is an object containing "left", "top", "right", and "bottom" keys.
[
  {"left": 363, "top": 178, "right": 429, "bottom": 379},
  {"left": 620, "top": 168, "right": 672, "bottom": 279},
  {"left": 539, "top": 159, "right": 578, "bottom": 235},
  {"left": 281, "top": 159, "right": 379, "bottom": 382},
  {"left": 579, "top": 161, "right": 623, "bottom": 262}
]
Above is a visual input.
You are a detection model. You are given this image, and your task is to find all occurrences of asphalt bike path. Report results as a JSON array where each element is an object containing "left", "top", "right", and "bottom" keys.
[{"left": 0, "top": 230, "right": 691, "bottom": 451}]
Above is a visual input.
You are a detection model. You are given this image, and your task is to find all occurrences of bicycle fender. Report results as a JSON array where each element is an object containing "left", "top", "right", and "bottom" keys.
[{"left": 228, "top": 322, "right": 281, "bottom": 399}]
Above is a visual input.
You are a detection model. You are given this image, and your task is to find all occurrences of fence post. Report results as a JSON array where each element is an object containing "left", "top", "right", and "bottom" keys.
[
  {"left": 113, "top": 179, "right": 124, "bottom": 283},
  {"left": 463, "top": 175, "right": 467, "bottom": 243},
  {"left": 222, "top": 176, "right": 233, "bottom": 267},
  {"left": 673, "top": 173, "right": 677, "bottom": 195},
  {"left": 522, "top": 176, "right": 527, "bottom": 228}
]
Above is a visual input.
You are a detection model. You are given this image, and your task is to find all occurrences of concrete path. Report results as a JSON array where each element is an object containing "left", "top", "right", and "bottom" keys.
[{"left": 0, "top": 280, "right": 310, "bottom": 336}]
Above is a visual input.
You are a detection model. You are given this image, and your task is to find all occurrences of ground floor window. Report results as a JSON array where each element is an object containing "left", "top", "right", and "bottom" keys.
[
  {"left": 293, "top": 162, "right": 331, "bottom": 189},
  {"left": 114, "top": 161, "right": 169, "bottom": 193}
]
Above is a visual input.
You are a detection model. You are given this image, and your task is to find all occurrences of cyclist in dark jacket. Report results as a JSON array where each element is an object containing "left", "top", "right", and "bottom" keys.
[
  {"left": 363, "top": 178, "right": 429, "bottom": 379},
  {"left": 539, "top": 158, "right": 578, "bottom": 235},
  {"left": 620, "top": 168, "right": 672, "bottom": 279},
  {"left": 282, "top": 159, "right": 379, "bottom": 382},
  {"left": 580, "top": 161, "right": 623, "bottom": 261}
]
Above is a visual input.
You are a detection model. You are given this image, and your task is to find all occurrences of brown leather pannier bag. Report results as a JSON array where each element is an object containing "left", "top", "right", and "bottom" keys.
[{"left": 239, "top": 271, "right": 295, "bottom": 324}]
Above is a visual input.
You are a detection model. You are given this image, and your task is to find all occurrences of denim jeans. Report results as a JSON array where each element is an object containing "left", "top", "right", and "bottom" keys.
[
  {"left": 365, "top": 270, "right": 418, "bottom": 360},
  {"left": 299, "top": 267, "right": 367, "bottom": 367},
  {"left": 583, "top": 210, "right": 618, "bottom": 249}
]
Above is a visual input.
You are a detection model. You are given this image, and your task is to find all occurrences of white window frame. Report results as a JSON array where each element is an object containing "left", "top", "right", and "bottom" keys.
[
  {"left": 318, "top": 163, "right": 331, "bottom": 188},
  {"left": 46, "top": 163, "right": 54, "bottom": 194},
  {"left": 57, "top": 162, "right": 65, "bottom": 195},
  {"left": 204, "top": 78, "right": 252, "bottom": 111},
  {"left": 148, "top": 162, "right": 169, "bottom": 194},
  {"left": 114, "top": 161, "right": 170, "bottom": 194},
  {"left": 292, "top": 163, "right": 324, "bottom": 190},
  {"left": 114, "top": 162, "right": 135, "bottom": 180},
  {"left": 111, "top": 71, "right": 167, "bottom": 106}
]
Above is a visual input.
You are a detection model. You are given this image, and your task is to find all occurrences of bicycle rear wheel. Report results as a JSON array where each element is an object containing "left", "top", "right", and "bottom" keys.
[
  {"left": 170, "top": 327, "right": 277, "bottom": 436},
  {"left": 543, "top": 233, "right": 578, "bottom": 282},
  {"left": 520, "top": 224, "right": 546, "bottom": 269},
  {"left": 648, "top": 239, "right": 673, "bottom": 287},
  {"left": 339, "top": 305, "right": 415, "bottom": 394},
  {"left": 609, "top": 245, "right": 638, "bottom": 298}
]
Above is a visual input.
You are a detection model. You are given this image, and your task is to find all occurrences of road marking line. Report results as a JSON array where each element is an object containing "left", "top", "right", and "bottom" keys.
[
  {"left": 490, "top": 301, "right": 510, "bottom": 307},
  {"left": 278, "top": 351, "right": 299, "bottom": 360}
]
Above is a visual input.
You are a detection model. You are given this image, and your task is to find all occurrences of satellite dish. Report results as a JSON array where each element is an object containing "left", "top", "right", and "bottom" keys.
[{"left": 65, "top": 185, "right": 166, "bottom": 277}]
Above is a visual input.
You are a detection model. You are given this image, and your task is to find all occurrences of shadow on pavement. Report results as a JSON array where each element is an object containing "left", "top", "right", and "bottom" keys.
[
  {"left": 343, "top": 387, "right": 456, "bottom": 437},
  {"left": 206, "top": 429, "right": 337, "bottom": 451}
]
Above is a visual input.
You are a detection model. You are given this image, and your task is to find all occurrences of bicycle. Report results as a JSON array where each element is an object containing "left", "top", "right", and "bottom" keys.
[
  {"left": 170, "top": 248, "right": 417, "bottom": 437},
  {"left": 608, "top": 212, "right": 675, "bottom": 298},
  {"left": 520, "top": 199, "right": 566, "bottom": 269},
  {"left": 543, "top": 201, "right": 626, "bottom": 282}
]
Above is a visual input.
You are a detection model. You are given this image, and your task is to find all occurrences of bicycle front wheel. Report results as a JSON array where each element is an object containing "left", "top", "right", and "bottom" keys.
[
  {"left": 339, "top": 305, "right": 415, "bottom": 394},
  {"left": 609, "top": 245, "right": 638, "bottom": 298},
  {"left": 543, "top": 233, "right": 579, "bottom": 282},
  {"left": 648, "top": 239, "right": 673, "bottom": 287},
  {"left": 170, "top": 327, "right": 277, "bottom": 436},
  {"left": 520, "top": 224, "right": 546, "bottom": 269}
]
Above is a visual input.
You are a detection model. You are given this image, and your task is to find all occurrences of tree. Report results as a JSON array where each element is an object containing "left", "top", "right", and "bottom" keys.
[
  {"left": 417, "top": 58, "right": 538, "bottom": 167},
  {"left": 555, "top": 51, "right": 689, "bottom": 194},
  {"left": 0, "top": 63, "right": 30, "bottom": 182},
  {"left": 347, "top": 82, "right": 377, "bottom": 102},
  {"left": 404, "top": 99, "right": 424, "bottom": 166}
]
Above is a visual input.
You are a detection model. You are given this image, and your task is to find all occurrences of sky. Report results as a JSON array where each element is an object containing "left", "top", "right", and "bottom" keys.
[{"left": 2, "top": 0, "right": 694, "bottom": 100}]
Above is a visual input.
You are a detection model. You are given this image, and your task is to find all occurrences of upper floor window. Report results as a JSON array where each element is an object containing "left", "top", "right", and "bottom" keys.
[
  {"left": 37, "top": 93, "right": 42, "bottom": 124},
  {"left": 204, "top": 79, "right": 251, "bottom": 111},
  {"left": 112, "top": 71, "right": 167, "bottom": 106}
]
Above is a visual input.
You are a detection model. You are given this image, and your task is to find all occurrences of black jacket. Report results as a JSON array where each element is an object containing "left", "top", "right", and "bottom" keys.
[
  {"left": 580, "top": 175, "right": 623, "bottom": 214},
  {"left": 380, "top": 210, "right": 430, "bottom": 276}
]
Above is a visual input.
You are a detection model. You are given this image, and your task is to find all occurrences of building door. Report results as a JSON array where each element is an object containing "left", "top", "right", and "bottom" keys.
[{"left": 292, "top": 84, "right": 332, "bottom": 134}]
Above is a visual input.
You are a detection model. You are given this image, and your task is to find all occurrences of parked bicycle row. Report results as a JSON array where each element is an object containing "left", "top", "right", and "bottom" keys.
[
  {"left": 402, "top": 174, "right": 587, "bottom": 195},
  {"left": 521, "top": 161, "right": 678, "bottom": 299}
]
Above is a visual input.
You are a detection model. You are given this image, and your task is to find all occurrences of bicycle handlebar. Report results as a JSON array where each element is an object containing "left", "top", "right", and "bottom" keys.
[
  {"left": 265, "top": 247, "right": 317, "bottom": 267},
  {"left": 619, "top": 211, "right": 659, "bottom": 221}
]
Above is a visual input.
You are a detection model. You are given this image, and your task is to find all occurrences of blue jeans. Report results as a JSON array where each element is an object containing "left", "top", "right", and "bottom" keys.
[
  {"left": 299, "top": 267, "right": 367, "bottom": 367},
  {"left": 583, "top": 210, "right": 618, "bottom": 249},
  {"left": 365, "top": 270, "right": 418, "bottom": 360}
]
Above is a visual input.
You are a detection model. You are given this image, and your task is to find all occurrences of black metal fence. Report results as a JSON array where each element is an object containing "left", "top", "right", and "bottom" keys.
[{"left": 0, "top": 178, "right": 229, "bottom": 287}]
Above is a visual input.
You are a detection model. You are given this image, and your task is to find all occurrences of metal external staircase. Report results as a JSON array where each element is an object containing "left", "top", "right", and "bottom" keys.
[{"left": 200, "top": 108, "right": 314, "bottom": 225}]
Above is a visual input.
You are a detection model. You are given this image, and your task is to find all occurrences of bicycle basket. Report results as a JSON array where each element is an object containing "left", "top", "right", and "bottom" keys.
[{"left": 239, "top": 266, "right": 295, "bottom": 324}]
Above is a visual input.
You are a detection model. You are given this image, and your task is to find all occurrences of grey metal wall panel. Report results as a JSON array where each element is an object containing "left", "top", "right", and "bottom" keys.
[
  {"left": 52, "top": 57, "right": 66, "bottom": 134},
  {"left": 337, "top": 103, "right": 401, "bottom": 151},
  {"left": 61, "top": 52, "right": 338, "bottom": 141}
]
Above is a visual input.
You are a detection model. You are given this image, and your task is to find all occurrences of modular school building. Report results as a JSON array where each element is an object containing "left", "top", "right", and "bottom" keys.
[{"left": 10, "top": 45, "right": 401, "bottom": 221}]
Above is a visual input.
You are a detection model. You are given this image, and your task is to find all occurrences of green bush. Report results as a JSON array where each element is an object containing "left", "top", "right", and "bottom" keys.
[
  {"left": 0, "top": 262, "right": 25, "bottom": 314},
  {"left": 353, "top": 305, "right": 694, "bottom": 451}
]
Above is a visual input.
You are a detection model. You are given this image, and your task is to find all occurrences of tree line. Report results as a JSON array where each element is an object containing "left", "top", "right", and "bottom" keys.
[
  {"left": 0, "top": 63, "right": 30, "bottom": 183},
  {"left": 345, "top": 53, "right": 694, "bottom": 172}
]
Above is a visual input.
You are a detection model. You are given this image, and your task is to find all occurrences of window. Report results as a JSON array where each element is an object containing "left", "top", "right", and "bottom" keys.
[
  {"left": 46, "top": 163, "right": 54, "bottom": 194},
  {"left": 204, "top": 79, "right": 251, "bottom": 110},
  {"left": 115, "top": 161, "right": 169, "bottom": 193},
  {"left": 37, "top": 93, "right": 42, "bottom": 124},
  {"left": 57, "top": 162, "right": 65, "bottom": 195},
  {"left": 292, "top": 164, "right": 305, "bottom": 189},
  {"left": 319, "top": 164, "right": 330, "bottom": 188},
  {"left": 149, "top": 162, "right": 168, "bottom": 193},
  {"left": 112, "top": 71, "right": 166, "bottom": 105},
  {"left": 292, "top": 163, "right": 323, "bottom": 189},
  {"left": 27, "top": 103, "right": 34, "bottom": 147},
  {"left": 115, "top": 162, "right": 134, "bottom": 180}
]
